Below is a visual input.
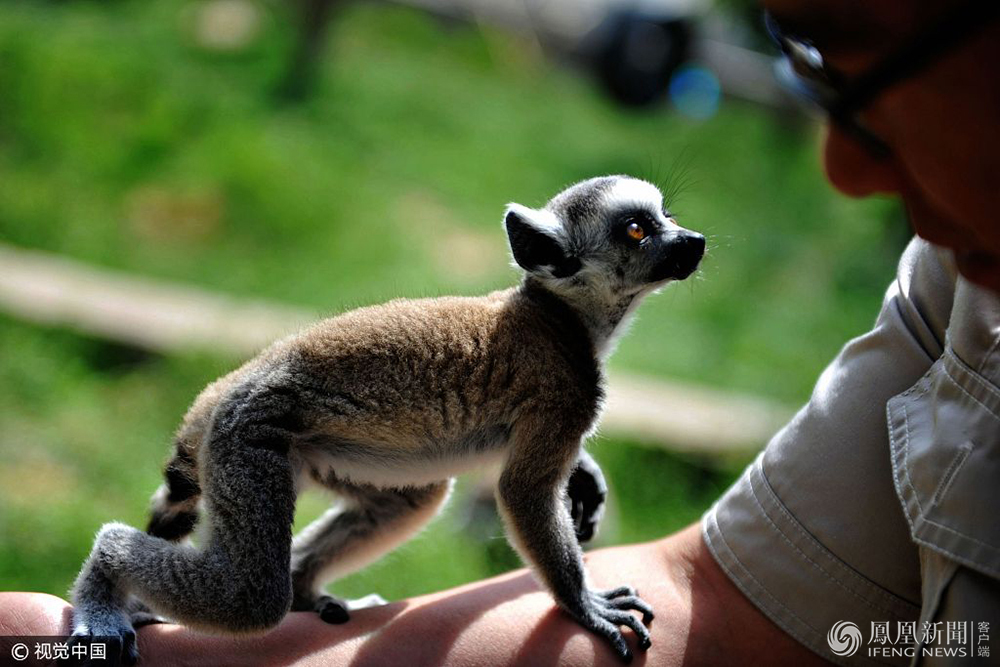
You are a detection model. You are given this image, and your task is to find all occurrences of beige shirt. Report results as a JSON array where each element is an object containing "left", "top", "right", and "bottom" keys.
[{"left": 703, "top": 237, "right": 1000, "bottom": 666}]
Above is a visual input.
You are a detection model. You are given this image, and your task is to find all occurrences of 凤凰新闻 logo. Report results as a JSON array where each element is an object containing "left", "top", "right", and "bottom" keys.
[{"left": 828, "top": 621, "right": 863, "bottom": 657}]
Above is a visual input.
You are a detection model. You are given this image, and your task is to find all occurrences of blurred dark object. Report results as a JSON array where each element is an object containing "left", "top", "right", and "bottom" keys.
[
  {"left": 406, "top": 0, "right": 705, "bottom": 108},
  {"left": 277, "top": 0, "right": 342, "bottom": 102},
  {"left": 585, "top": 11, "right": 693, "bottom": 106},
  {"left": 272, "top": 0, "right": 703, "bottom": 105},
  {"left": 270, "top": 0, "right": 798, "bottom": 113}
]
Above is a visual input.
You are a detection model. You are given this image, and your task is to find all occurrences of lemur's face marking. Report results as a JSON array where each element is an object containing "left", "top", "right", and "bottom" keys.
[{"left": 505, "top": 176, "right": 705, "bottom": 297}]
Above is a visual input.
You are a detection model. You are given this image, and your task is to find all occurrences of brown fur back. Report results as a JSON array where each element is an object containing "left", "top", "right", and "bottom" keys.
[{"left": 148, "top": 279, "right": 601, "bottom": 536}]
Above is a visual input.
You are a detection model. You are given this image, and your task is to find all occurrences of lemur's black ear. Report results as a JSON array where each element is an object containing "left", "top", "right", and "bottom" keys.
[{"left": 504, "top": 205, "right": 581, "bottom": 278}]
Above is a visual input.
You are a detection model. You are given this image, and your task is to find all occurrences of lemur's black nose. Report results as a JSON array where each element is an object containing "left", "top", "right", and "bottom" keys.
[{"left": 668, "top": 232, "right": 705, "bottom": 280}]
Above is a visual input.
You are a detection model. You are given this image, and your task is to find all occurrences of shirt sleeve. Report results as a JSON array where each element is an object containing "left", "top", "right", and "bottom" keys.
[{"left": 702, "top": 237, "right": 957, "bottom": 666}]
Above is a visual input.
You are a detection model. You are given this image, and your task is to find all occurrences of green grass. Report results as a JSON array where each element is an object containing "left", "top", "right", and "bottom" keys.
[{"left": 0, "top": 0, "right": 904, "bottom": 598}]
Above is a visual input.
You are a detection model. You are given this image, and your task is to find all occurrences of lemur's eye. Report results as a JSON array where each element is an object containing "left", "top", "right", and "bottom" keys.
[{"left": 626, "top": 222, "right": 646, "bottom": 241}]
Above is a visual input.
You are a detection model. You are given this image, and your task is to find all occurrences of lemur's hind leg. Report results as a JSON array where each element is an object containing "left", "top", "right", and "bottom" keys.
[
  {"left": 291, "top": 479, "right": 451, "bottom": 624},
  {"left": 71, "top": 393, "right": 298, "bottom": 665},
  {"left": 129, "top": 440, "right": 203, "bottom": 628}
]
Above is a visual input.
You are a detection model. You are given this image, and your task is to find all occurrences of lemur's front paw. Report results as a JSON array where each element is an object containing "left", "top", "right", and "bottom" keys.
[
  {"left": 566, "top": 453, "right": 607, "bottom": 543},
  {"left": 293, "top": 593, "right": 351, "bottom": 624},
  {"left": 68, "top": 615, "right": 138, "bottom": 666},
  {"left": 577, "top": 586, "right": 654, "bottom": 663}
]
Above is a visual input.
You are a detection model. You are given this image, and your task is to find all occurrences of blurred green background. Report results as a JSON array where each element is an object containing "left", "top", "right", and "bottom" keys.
[{"left": 0, "top": 0, "right": 904, "bottom": 601}]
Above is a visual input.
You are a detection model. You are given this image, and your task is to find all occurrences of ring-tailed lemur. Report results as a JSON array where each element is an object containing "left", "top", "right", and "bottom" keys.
[{"left": 70, "top": 175, "right": 705, "bottom": 664}]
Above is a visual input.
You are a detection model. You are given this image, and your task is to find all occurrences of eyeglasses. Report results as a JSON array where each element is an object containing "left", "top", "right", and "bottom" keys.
[{"left": 765, "top": 0, "right": 1000, "bottom": 159}]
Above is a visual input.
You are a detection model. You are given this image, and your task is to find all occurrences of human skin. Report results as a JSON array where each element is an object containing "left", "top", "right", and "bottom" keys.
[
  {"left": 765, "top": 0, "right": 1000, "bottom": 289},
  {"left": 0, "top": 525, "right": 831, "bottom": 666}
]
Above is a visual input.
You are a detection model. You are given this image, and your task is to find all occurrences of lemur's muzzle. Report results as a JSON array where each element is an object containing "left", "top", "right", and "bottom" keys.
[{"left": 651, "top": 231, "right": 705, "bottom": 281}]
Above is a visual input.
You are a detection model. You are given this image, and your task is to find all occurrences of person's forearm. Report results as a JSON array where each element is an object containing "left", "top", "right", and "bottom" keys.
[{"left": 0, "top": 524, "right": 832, "bottom": 666}]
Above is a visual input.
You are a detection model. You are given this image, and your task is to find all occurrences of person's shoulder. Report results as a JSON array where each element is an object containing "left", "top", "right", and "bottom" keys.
[{"left": 891, "top": 236, "right": 958, "bottom": 358}]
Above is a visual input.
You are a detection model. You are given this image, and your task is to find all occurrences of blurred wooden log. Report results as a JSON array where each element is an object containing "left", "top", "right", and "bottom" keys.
[
  {"left": 0, "top": 242, "right": 793, "bottom": 452},
  {"left": 600, "top": 372, "right": 793, "bottom": 453},
  {"left": 0, "top": 244, "right": 310, "bottom": 357}
]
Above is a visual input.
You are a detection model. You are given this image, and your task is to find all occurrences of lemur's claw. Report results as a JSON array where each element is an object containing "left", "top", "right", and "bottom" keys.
[
  {"left": 316, "top": 595, "right": 351, "bottom": 624},
  {"left": 292, "top": 592, "right": 351, "bottom": 624},
  {"left": 599, "top": 586, "right": 655, "bottom": 625},
  {"left": 579, "top": 586, "right": 654, "bottom": 662}
]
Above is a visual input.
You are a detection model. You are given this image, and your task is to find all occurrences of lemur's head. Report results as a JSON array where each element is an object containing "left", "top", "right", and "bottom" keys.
[{"left": 504, "top": 176, "right": 705, "bottom": 301}]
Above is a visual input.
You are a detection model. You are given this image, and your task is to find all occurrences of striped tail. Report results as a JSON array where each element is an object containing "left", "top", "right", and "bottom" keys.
[{"left": 146, "top": 444, "right": 201, "bottom": 541}]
